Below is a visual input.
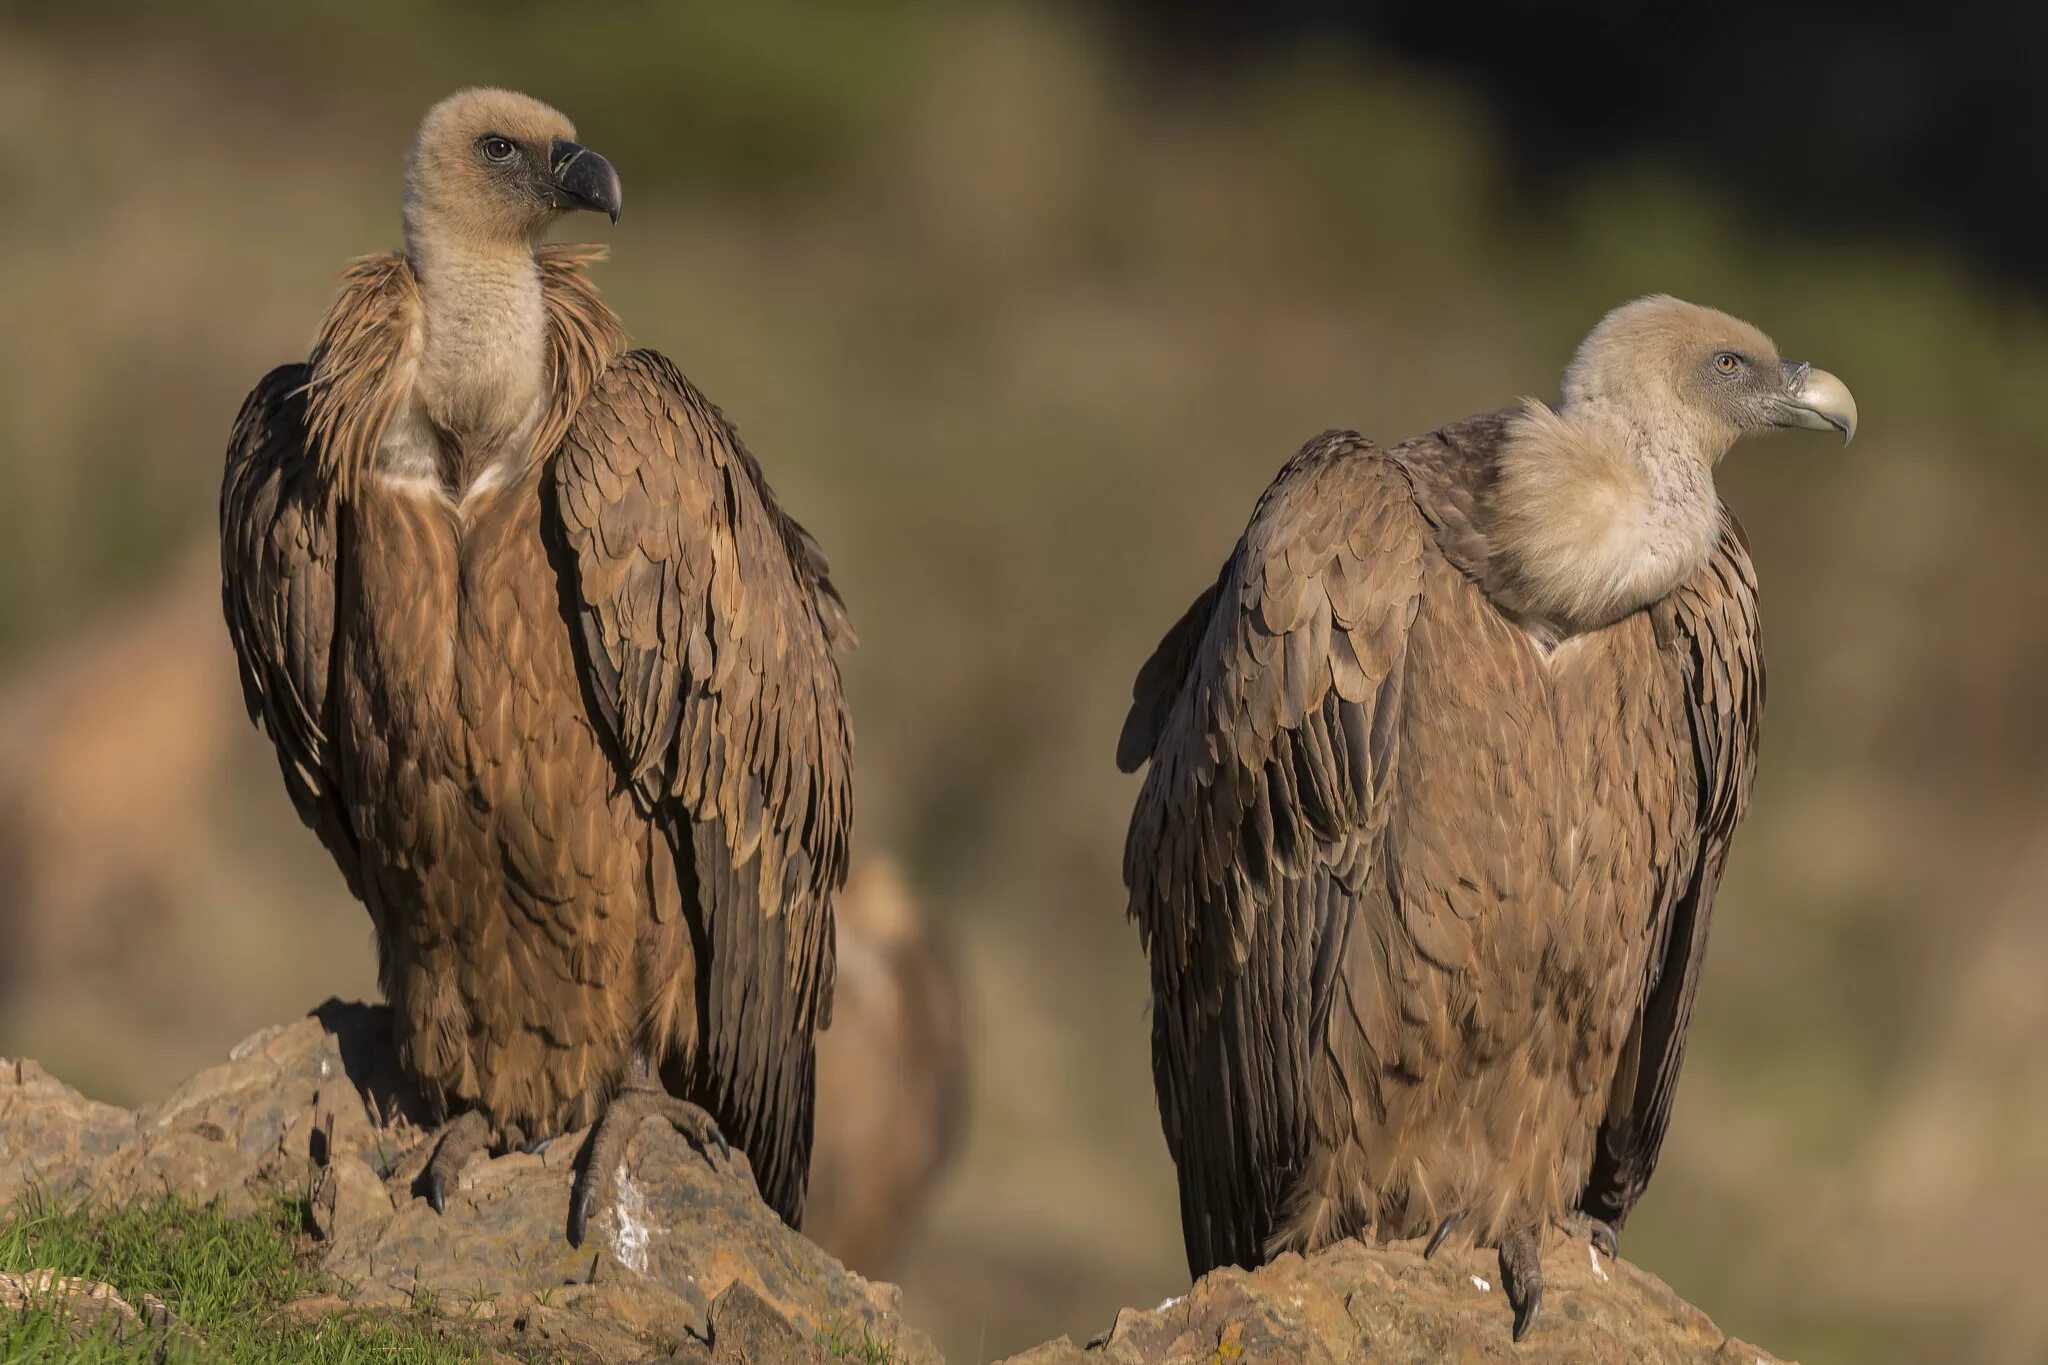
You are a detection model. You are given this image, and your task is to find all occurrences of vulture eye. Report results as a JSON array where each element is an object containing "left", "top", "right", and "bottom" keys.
[
  {"left": 478, "top": 136, "right": 518, "bottom": 165},
  {"left": 1712, "top": 351, "right": 1744, "bottom": 377}
]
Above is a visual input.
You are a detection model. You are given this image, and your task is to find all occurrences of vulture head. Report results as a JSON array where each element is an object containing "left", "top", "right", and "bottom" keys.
[
  {"left": 1493, "top": 295, "right": 1856, "bottom": 633},
  {"left": 404, "top": 87, "right": 622, "bottom": 251},
  {"left": 1560, "top": 294, "right": 1857, "bottom": 458}
]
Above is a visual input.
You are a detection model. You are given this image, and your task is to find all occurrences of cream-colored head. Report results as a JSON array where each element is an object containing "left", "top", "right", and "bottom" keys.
[
  {"left": 1561, "top": 294, "right": 1856, "bottom": 459},
  {"left": 1491, "top": 296, "right": 1855, "bottom": 635},
  {"left": 402, "top": 87, "right": 621, "bottom": 254}
]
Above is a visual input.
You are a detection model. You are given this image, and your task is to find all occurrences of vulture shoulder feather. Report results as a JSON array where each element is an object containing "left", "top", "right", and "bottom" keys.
[
  {"left": 1120, "top": 430, "right": 1426, "bottom": 1271},
  {"left": 550, "top": 348, "right": 853, "bottom": 1224}
]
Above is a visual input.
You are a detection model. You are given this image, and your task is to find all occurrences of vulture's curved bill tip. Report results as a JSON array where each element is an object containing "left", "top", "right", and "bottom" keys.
[
  {"left": 552, "top": 139, "right": 622, "bottom": 225},
  {"left": 1777, "top": 360, "right": 1858, "bottom": 444}
]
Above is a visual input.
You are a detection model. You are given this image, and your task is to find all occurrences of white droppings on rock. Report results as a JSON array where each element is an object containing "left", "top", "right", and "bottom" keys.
[
  {"left": 1589, "top": 1244, "right": 1609, "bottom": 1281},
  {"left": 318, "top": 1057, "right": 332, "bottom": 1080},
  {"left": 1154, "top": 1296, "right": 1180, "bottom": 1312},
  {"left": 607, "top": 1167, "right": 660, "bottom": 1275},
  {"left": 1470, "top": 1275, "right": 1491, "bottom": 1292}
]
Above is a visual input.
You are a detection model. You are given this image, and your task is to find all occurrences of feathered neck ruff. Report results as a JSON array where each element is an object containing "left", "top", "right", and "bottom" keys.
[
  {"left": 302, "top": 244, "right": 628, "bottom": 500},
  {"left": 1483, "top": 399, "right": 1722, "bottom": 638}
]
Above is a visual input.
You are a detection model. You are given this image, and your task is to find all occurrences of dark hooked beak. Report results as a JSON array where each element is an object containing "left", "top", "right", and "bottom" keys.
[
  {"left": 549, "top": 140, "right": 621, "bottom": 224},
  {"left": 1774, "top": 359, "right": 1857, "bottom": 444}
]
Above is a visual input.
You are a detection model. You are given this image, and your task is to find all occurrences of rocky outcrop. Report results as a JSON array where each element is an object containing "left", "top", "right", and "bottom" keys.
[
  {"left": 1008, "top": 1237, "right": 1790, "bottom": 1365},
  {"left": 1, "top": 1002, "right": 1791, "bottom": 1363},
  {"left": 0, "top": 1002, "right": 937, "bottom": 1364}
]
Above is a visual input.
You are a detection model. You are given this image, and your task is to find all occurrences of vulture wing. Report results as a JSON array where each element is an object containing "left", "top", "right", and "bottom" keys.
[
  {"left": 552, "top": 350, "right": 852, "bottom": 1228},
  {"left": 1580, "top": 513, "right": 1764, "bottom": 1229},
  {"left": 219, "top": 364, "right": 360, "bottom": 898},
  {"left": 1121, "top": 431, "right": 1424, "bottom": 1274}
]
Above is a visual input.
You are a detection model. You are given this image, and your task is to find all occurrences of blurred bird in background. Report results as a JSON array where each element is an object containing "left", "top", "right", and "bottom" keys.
[{"left": 805, "top": 856, "right": 969, "bottom": 1277}]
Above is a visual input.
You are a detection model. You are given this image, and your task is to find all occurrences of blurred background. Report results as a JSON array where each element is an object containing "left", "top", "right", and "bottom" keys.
[{"left": 2, "top": 2, "right": 2045, "bottom": 1361}]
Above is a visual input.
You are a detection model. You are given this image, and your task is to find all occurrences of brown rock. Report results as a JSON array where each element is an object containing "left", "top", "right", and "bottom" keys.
[
  {"left": 0, "top": 1267, "right": 204, "bottom": 1357},
  {"left": 89, "top": 1126, "right": 263, "bottom": 1217},
  {"left": 1019, "top": 1236, "right": 1796, "bottom": 1365},
  {"left": 307, "top": 1151, "right": 393, "bottom": 1241},
  {"left": 0, "top": 1058, "right": 138, "bottom": 1207},
  {"left": 647, "top": 1280, "right": 845, "bottom": 1364},
  {"left": 1, "top": 1002, "right": 937, "bottom": 1364},
  {"left": 1002, "top": 1338, "right": 1094, "bottom": 1365}
]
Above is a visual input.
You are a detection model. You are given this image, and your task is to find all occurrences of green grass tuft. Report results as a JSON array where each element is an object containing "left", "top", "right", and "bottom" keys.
[
  {"left": 818, "top": 1319, "right": 904, "bottom": 1365},
  {"left": 0, "top": 1193, "right": 483, "bottom": 1363}
]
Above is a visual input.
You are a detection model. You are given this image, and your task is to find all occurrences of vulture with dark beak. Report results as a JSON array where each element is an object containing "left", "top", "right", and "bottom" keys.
[
  {"left": 1118, "top": 297, "right": 1854, "bottom": 1339},
  {"left": 220, "top": 89, "right": 852, "bottom": 1244}
]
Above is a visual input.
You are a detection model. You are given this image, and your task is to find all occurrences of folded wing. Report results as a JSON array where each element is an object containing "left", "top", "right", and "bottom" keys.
[
  {"left": 1581, "top": 513, "right": 1764, "bottom": 1228},
  {"left": 1121, "top": 432, "right": 1425, "bottom": 1272},
  {"left": 552, "top": 350, "right": 853, "bottom": 1226},
  {"left": 219, "top": 364, "right": 360, "bottom": 898}
]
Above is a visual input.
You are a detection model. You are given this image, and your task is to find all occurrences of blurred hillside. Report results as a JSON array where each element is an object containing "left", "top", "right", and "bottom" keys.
[{"left": 1, "top": 4, "right": 2045, "bottom": 1363}]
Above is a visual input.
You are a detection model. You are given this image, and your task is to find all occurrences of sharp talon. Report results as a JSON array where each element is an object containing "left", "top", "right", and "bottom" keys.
[
  {"left": 1591, "top": 1222, "right": 1618, "bottom": 1260},
  {"left": 1497, "top": 1224, "right": 1545, "bottom": 1344},
  {"left": 1424, "top": 1213, "right": 1460, "bottom": 1260},
  {"left": 1557, "top": 1210, "right": 1619, "bottom": 1261},
  {"left": 414, "top": 1110, "right": 492, "bottom": 1217},
  {"left": 564, "top": 1065, "right": 731, "bottom": 1245},
  {"left": 1511, "top": 1281, "right": 1542, "bottom": 1342}
]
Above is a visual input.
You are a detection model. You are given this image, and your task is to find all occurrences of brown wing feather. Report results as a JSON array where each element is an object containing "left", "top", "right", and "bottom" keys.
[
  {"left": 1580, "top": 511, "right": 1764, "bottom": 1228},
  {"left": 1122, "top": 431, "right": 1425, "bottom": 1274},
  {"left": 219, "top": 363, "right": 361, "bottom": 898},
  {"left": 1117, "top": 572, "right": 1224, "bottom": 775},
  {"left": 552, "top": 350, "right": 852, "bottom": 1228}
]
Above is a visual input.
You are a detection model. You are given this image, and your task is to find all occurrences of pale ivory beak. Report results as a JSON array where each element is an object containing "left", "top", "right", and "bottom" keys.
[{"left": 1777, "top": 361, "right": 1858, "bottom": 444}]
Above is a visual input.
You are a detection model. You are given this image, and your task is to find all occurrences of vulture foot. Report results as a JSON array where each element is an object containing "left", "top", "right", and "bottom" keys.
[
  {"left": 1497, "top": 1224, "right": 1545, "bottom": 1343},
  {"left": 1556, "top": 1209, "right": 1618, "bottom": 1261},
  {"left": 416, "top": 1109, "right": 495, "bottom": 1215},
  {"left": 566, "top": 1081, "right": 731, "bottom": 1248},
  {"left": 1423, "top": 1211, "right": 1462, "bottom": 1260}
]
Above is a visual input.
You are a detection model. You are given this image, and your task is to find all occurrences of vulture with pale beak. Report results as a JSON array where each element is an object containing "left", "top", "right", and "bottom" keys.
[
  {"left": 220, "top": 89, "right": 852, "bottom": 1243},
  {"left": 1118, "top": 297, "right": 1854, "bottom": 1339}
]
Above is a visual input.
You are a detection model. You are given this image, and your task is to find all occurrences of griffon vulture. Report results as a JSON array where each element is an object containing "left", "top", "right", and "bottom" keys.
[
  {"left": 220, "top": 89, "right": 852, "bottom": 1243},
  {"left": 1118, "top": 297, "right": 1854, "bottom": 1339}
]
